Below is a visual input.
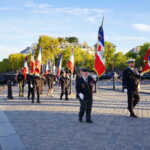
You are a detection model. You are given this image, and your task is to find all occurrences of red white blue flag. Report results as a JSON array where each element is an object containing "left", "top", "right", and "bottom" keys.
[
  {"left": 23, "top": 56, "right": 28, "bottom": 79},
  {"left": 67, "top": 49, "right": 74, "bottom": 73},
  {"left": 142, "top": 47, "right": 150, "bottom": 74},
  {"left": 94, "top": 19, "right": 106, "bottom": 77},
  {"left": 30, "top": 50, "right": 35, "bottom": 74},
  {"left": 57, "top": 53, "right": 62, "bottom": 77},
  {"left": 35, "top": 48, "right": 42, "bottom": 75}
]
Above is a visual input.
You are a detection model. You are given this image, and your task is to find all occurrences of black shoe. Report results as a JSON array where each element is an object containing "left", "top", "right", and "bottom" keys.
[
  {"left": 60, "top": 97, "right": 62, "bottom": 100},
  {"left": 86, "top": 120, "right": 93, "bottom": 123},
  {"left": 79, "top": 118, "right": 82, "bottom": 122},
  {"left": 130, "top": 113, "right": 138, "bottom": 118},
  {"left": 65, "top": 99, "right": 69, "bottom": 101},
  {"left": 37, "top": 101, "right": 41, "bottom": 103}
]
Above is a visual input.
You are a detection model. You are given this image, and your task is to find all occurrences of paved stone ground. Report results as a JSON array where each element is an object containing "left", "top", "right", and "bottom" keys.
[
  {"left": 97, "top": 79, "right": 150, "bottom": 93},
  {"left": 0, "top": 84, "right": 150, "bottom": 150}
]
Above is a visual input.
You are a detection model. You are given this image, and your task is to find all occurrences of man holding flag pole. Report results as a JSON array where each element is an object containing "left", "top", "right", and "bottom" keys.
[{"left": 76, "top": 17, "right": 105, "bottom": 123}]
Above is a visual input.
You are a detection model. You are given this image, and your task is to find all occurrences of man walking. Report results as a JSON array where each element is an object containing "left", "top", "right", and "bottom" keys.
[
  {"left": 76, "top": 68, "right": 94, "bottom": 123},
  {"left": 59, "top": 71, "right": 70, "bottom": 100},
  {"left": 46, "top": 70, "right": 54, "bottom": 97},
  {"left": 17, "top": 69, "right": 25, "bottom": 97},
  {"left": 122, "top": 59, "right": 142, "bottom": 118}
]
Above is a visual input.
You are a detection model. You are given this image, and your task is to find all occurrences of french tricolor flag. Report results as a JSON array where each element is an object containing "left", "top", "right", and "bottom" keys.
[
  {"left": 67, "top": 49, "right": 74, "bottom": 73},
  {"left": 57, "top": 53, "right": 62, "bottom": 77},
  {"left": 94, "top": 19, "right": 106, "bottom": 77},
  {"left": 35, "top": 47, "right": 42, "bottom": 75},
  {"left": 23, "top": 56, "right": 28, "bottom": 79},
  {"left": 30, "top": 50, "right": 35, "bottom": 74},
  {"left": 142, "top": 47, "right": 150, "bottom": 74}
]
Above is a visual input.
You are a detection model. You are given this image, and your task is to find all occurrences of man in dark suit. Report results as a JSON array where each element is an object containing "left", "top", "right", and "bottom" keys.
[
  {"left": 122, "top": 59, "right": 142, "bottom": 118},
  {"left": 27, "top": 74, "right": 33, "bottom": 100},
  {"left": 76, "top": 68, "right": 94, "bottom": 123},
  {"left": 59, "top": 71, "right": 70, "bottom": 100},
  {"left": 32, "top": 74, "right": 41, "bottom": 103}
]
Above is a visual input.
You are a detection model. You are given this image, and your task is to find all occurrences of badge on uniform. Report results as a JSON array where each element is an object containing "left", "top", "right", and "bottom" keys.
[{"left": 81, "top": 83, "right": 85, "bottom": 88}]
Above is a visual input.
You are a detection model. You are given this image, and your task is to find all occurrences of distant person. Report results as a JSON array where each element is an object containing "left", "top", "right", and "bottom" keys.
[
  {"left": 122, "top": 59, "right": 142, "bottom": 118},
  {"left": 27, "top": 74, "right": 33, "bottom": 100},
  {"left": 40, "top": 74, "right": 45, "bottom": 95},
  {"left": 59, "top": 71, "right": 70, "bottom": 100},
  {"left": 46, "top": 70, "right": 54, "bottom": 97},
  {"left": 32, "top": 74, "right": 41, "bottom": 103},
  {"left": 17, "top": 69, "right": 25, "bottom": 97},
  {"left": 76, "top": 68, "right": 94, "bottom": 123}
]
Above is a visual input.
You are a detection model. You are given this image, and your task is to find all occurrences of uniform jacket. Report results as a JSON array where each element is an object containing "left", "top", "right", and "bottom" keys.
[
  {"left": 59, "top": 76, "right": 70, "bottom": 88},
  {"left": 76, "top": 76, "right": 93, "bottom": 101},
  {"left": 122, "top": 67, "right": 141, "bottom": 91},
  {"left": 17, "top": 73, "right": 25, "bottom": 83},
  {"left": 46, "top": 74, "right": 54, "bottom": 85}
]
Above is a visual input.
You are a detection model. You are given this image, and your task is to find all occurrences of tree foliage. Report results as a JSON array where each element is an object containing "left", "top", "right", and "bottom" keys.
[
  {"left": 65, "top": 37, "right": 79, "bottom": 43},
  {"left": 9, "top": 53, "right": 25, "bottom": 71},
  {"left": 104, "top": 41, "right": 116, "bottom": 71},
  {"left": 35, "top": 35, "right": 60, "bottom": 64},
  {"left": 62, "top": 47, "right": 94, "bottom": 70}
]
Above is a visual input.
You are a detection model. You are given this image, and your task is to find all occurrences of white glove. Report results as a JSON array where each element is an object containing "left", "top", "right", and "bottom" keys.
[
  {"left": 79, "top": 93, "right": 84, "bottom": 100},
  {"left": 30, "top": 84, "right": 33, "bottom": 88},
  {"left": 124, "top": 89, "right": 127, "bottom": 93}
]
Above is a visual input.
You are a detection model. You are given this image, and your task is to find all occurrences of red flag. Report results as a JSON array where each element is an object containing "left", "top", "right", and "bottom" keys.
[
  {"left": 30, "top": 50, "right": 35, "bottom": 74},
  {"left": 142, "top": 47, "right": 150, "bottom": 74},
  {"left": 94, "top": 21, "right": 106, "bottom": 77},
  {"left": 23, "top": 56, "right": 28, "bottom": 79},
  {"left": 35, "top": 48, "right": 42, "bottom": 75},
  {"left": 67, "top": 49, "right": 74, "bottom": 73}
]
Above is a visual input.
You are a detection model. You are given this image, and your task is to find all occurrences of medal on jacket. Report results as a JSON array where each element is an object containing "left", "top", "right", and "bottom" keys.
[{"left": 81, "top": 83, "right": 85, "bottom": 88}]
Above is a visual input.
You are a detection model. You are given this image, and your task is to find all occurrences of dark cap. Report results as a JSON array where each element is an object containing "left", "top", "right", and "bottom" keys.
[{"left": 80, "top": 68, "right": 89, "bottom": 72}]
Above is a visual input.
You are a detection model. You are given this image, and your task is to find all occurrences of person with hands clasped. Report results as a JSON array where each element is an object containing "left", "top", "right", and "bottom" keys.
[{"left": 76, "top": 68, "right": 94, "bottom": 123}]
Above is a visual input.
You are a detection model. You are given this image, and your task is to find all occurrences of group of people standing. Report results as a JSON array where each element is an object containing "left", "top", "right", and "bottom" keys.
[
  {"left": 15, "top": 59, "right": 142, "bottom": 124},
  {"left": 16, "top": 69, "right": 72, "bottom": 103}
]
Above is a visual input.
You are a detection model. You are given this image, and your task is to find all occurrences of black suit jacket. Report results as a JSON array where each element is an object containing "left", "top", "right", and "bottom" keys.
[
  {"left": 122, "top": 67, "right": 141, "bottom": 91},
  {"left": 76, "top": 76, "right": 93, "bottom": 101}
]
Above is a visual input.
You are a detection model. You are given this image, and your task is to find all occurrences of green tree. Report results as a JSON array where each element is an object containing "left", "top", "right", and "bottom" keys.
[
  {"left": 0, "top": 58, "right": 10, "bottom": 72},
  {"left": 62, "top": 47, "right": 94, "bottom": 70},
  {"left": 9, "top": 53, "right": 25, "bottom": 71},
  {"left": 114, "top": 52, "right": 127, "bottom": 71},
  {"left": 35, "top": 35, "right": 60, "bottom": 64},
  {"left": 104, "top": 41, "right": 116, "bottom": 71},
  {"left": 136, "top": 43, "right": 150, "bottom": 67},
  {"left": 65, "top": 37, "right": 79, "bottom": 43}
]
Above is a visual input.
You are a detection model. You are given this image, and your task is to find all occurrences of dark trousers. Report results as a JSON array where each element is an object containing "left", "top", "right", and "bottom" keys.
[
  {"left": 127, "top": 90, "right": 140, "bottom": 114},
  {"left": 79, "top": 100, "right": 93, "bottom": 121},
  {"left": 32, "top": 87, "right": 40, "bottom": 103},
  {"left": 60, "top": 87, "right": 68, "bottom": 100}
]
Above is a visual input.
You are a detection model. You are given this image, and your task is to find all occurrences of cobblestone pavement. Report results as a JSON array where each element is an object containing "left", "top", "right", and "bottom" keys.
[
  {"left": 97, "top": 79, "right": 150, "bottom": 93},
  {"left": 0, "top": 85, "right": 150, "bottom": 150}
]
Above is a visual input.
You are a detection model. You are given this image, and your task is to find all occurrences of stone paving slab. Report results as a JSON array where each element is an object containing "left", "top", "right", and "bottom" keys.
[
  {"left": 0, "top": 85, "right": 150, "bottom": 150},
  {"left": 0, "top": 111, "right": 25, "bottom": 150}
]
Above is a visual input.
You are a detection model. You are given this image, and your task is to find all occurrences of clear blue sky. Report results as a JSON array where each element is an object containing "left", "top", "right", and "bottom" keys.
[{"left": 0, "top": 0, "right": 150, "bottom": 61}]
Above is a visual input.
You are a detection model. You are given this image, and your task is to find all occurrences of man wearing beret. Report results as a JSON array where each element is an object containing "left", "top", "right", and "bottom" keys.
[
  {"left": 122, "top": 59, "right": 142, "bottom": 118},
  {"left": 76, "top": 68, "right": 94, "bottom": 123}
]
